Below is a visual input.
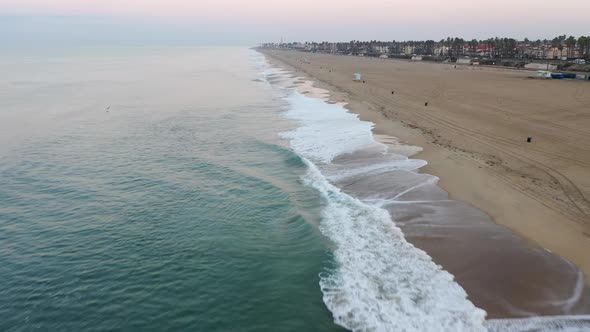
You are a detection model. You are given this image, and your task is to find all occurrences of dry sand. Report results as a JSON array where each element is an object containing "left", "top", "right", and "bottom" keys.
[{"left": 260, "top": 49, "right": 590, "bottom": 303}]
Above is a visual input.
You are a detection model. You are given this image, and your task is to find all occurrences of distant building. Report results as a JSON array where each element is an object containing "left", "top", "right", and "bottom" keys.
[
  {"left": 373, "top": 45, "right": 389, "bottom": 54},
  {"left": 523, "top": 46, "right": 545, "bottom": 59},
  {"left": 403, "top": 45, "right": 415, "bottom": 55},
  {"left": 329, "top": 43, "right": 338, "bottom": 53},
  {"left": 434, "top": 46, "right": 449, "bottom": 56},
  {"left": 475, "top": 45, "right": 492, "bottom": 57},
  {"left": 292, "top": 42, "right": 307, "bottom": 51},
  {"left": 546, "top": 47, "right": 565, "bottom": 60}
]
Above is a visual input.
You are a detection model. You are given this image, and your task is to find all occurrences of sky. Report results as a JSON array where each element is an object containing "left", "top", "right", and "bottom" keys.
[{"left": 2, "top": 0, "right": 590, "bottom": 46}]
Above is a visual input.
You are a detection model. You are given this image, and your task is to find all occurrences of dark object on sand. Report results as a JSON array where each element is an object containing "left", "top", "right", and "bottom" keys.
[
  {"left": 527, "top": 137, "right": 532, "bottom": 143},
  {"left": 425, "top": 102, "right": 429, "bottom": 106},
  {"left": 363, "top": 80, "right": 365, "bottom": 83},
  {"left": 551, "top": 73, "right": 565, "bottom": 79},
  {"left": 392, "top": 91, "right": 395, "bottom": 95}
]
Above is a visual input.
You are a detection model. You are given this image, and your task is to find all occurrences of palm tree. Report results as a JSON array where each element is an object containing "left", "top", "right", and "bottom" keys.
[
  {"left": 565, "top": 36, "right": 577, "bottom": 59},
  {"left": 550, "top": 37, "right": 562, "bottom": 59},
  {"left": 425, "top": 40, "right": 435, "bottom": 55},
  {"left": 578, "top": 36, "right": 590, "bottom": 58},
  {"left": 469, "top": 39, "right": 478, "bottom": 56}
]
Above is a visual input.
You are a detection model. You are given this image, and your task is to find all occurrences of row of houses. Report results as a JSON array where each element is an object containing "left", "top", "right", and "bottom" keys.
[{"left": 261, "top": 38, "right": 590, "bottom": 61}]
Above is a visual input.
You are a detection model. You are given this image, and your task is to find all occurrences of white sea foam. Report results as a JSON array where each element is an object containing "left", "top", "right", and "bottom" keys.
[
  {"left": 485, "top": 315, "right": 590, "bottom": 332},
  {"left": 276, "top": 82, "right": 488, "bottom": 331},
  {"left": 280, "top": 92, "right": 376, "bottom": 164},
  {"left": 303, "top": 160, "right": 488, "bottom": 332}
]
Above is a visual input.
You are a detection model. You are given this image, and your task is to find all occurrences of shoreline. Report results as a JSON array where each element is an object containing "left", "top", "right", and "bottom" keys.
[
  {"left": 259, "top": 49, "right": 590, "bottom": 318},
  {"left": 259, "top": 49, "right": 590, "bottom": 283}
]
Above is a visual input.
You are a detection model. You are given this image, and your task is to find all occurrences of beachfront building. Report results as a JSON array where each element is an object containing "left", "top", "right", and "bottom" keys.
[
  {"left": 473, "top": 45, "right": 492, "bottom": 57},
  {"left": 261, "top": 35, "right": 590, "bottom": 64},
  {"left": 546, "top": 47, "right": 564, "bottom": 59},
  {"left": 328, "top": 43, "right": 338, "bottom": 53},
  {"left": 372, "top": 45, "right": 389, "bottom": 54},
  {"left": 522, "top": 46, "right": 546, "bottom": 59},
  {"left": 434, "top": 45, "right": 450, "bottom": 56},
  {"left": 543, "top": 46, "right": 580, "bottom": 60},
  {"left": 402, "top": 45, "right": 415, "bottom": 55},
  {"left": 567, "top": 46, "right": 582, "bottom": 59}
]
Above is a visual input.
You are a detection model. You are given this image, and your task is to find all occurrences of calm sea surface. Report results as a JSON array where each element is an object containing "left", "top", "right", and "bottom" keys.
[{"left": 0, "top": 47, "right": 345, "bottom": 331}]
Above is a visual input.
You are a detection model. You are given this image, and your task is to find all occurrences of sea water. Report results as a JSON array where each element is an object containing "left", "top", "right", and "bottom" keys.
[
  {"left": 0, "top": 46, "right": 589, "bottom": 332},
  {"left": 0, "top": 47, "right": 343, "bottom": 331}
]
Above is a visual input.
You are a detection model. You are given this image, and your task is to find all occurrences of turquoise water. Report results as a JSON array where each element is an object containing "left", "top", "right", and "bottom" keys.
[{"left": 0, "top": 48, "right": 345, "bottom": 331}]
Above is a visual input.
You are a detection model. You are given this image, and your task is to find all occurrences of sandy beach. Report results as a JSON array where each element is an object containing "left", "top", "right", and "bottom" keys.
[{"left": 260, "top": 49, "right": 590, "bottom": 317}]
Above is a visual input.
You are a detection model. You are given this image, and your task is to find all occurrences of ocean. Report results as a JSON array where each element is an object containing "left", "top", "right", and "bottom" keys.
[
  {"left": 0, "top": 47, "right": 343, "bottom": 331},
  {"left": 1, "top": 47, "right": 589, "bottom": 331}
]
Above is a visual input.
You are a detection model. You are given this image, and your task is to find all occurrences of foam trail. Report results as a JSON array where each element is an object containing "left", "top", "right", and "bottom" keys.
[
  {"left": 326, "top": 159, "right": 428, "bottom": 182},
  {"left": 389, "top": 178, "right": 439, "bottom": 201},
  {"left": 560, "top": 267, "right": 585, "bottom": 312},
  {"left": 303, "top": 159, "right": 488, "bottom": 332},
  {"left": 485, "top": 315, "right": 590, "bottom": 332}
]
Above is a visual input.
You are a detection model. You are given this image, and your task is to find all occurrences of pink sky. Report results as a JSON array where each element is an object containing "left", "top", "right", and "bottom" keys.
[
  {"left": 2, "top": 0, "right": 590, "bottom": 43},
  {"left": 4, "top": 0, "right": 589, "bottom": 23}
]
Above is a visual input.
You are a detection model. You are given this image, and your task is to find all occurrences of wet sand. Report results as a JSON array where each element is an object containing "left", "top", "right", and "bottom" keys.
[
  {"left": 260, "top": 49, "right": 590, "bottom": 319},
  {"left": 330, "top": 148, "right": 590, "bottom": 318}
]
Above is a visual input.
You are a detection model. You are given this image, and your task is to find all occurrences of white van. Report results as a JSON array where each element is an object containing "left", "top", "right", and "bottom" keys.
[{"left": 537, "top": 71, "right": 552, "bottom": 79}]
